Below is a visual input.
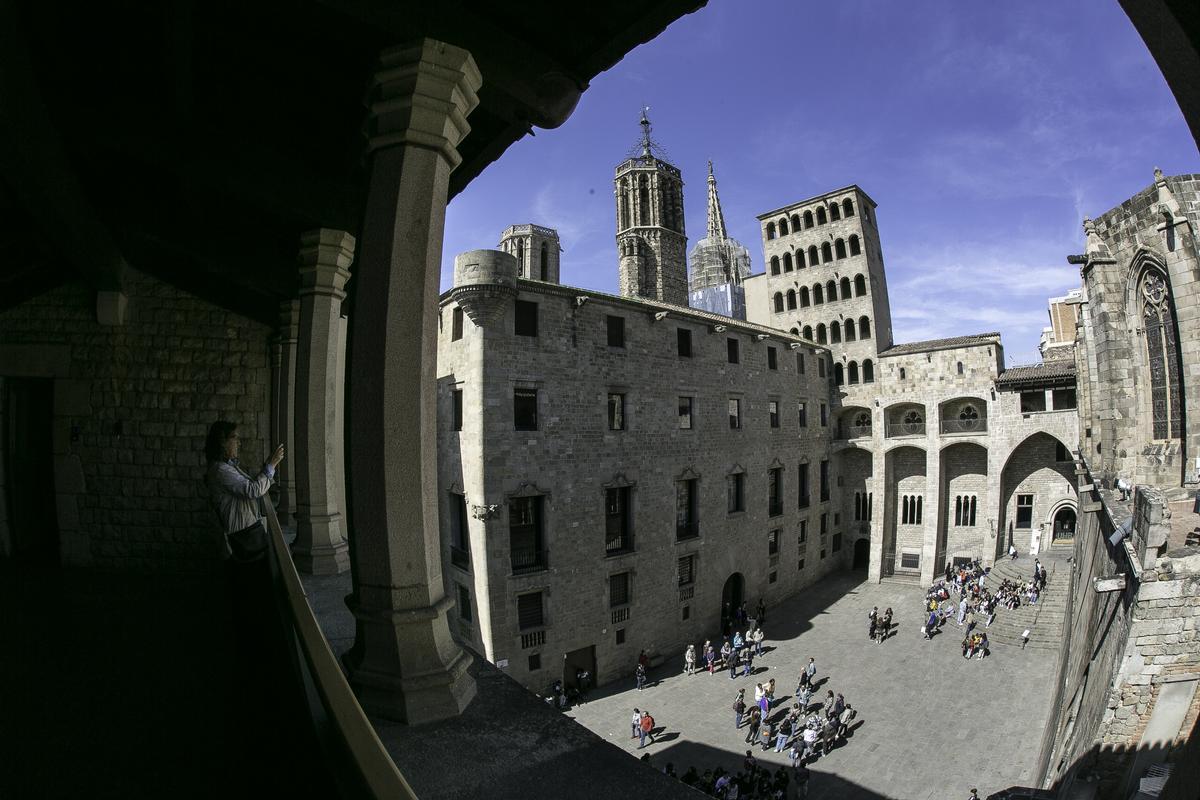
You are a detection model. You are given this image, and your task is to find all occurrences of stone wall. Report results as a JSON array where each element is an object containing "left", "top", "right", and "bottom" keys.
[{"left": 0, "top": 270, "right": 272, "bottom": 571}]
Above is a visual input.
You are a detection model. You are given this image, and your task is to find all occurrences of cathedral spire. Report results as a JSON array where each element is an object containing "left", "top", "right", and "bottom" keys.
[{"left": 706, "top": 160, "right": 728, "bottom": 242}]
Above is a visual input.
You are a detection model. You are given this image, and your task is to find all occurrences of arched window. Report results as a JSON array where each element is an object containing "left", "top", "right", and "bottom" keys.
[
  {"left": 862, "top": 359, "right": 874, "bottom": 383},
  {"left": 825, "top": 280, "right": 837, "bottom": 301},
  {"left": 773, "top": 293, "right": 785, "bottom": 313},
  {"left": 786, "top": 290, "right": 797, "bottom": 310},
  {"left": 835, "top": 239, "right": 847, "bottom": 259},
  {"left": 830, "top": 321, "right": 842, "bottom": 343},
  {"left": 821, "top": 243, "right": 833, "bottom": 263},
  {"left": 854, "top": 274, "right": 866, "bottom": 296},
  {"left": 816, "top": 323, "right": 827, "bottom": 344},
  {"left": 840, "top": 277, "right": 851, "bottom": 298},
  {"left": 783, "top": 252, "right": 793, "bottom": 272},
  {"left": 790, "top": 327, "right": 799, "bottom": 335},
  {"left": 844, "top": 320, "right": 857, "bottom": 342},
  {"left": 516, "top": 240, "right": 525, "bottom": 276},
  {"left": 791, "top": 214, "right": 801, "bottom": 231},
  {"left": 859, "top": 316, "right": 871, "bottom": 338},
  {"left": 899, "top": 367, "right": 906, "bottom": 380},
  {"left": 779, "top": 217, "right": 790, "bottom": 236},
  {"left": 770, "top": 256, "right": 780, "bottom": 275},
  {"left": 800, "top": 287, "right": 810, "bottom": 307},
  {"left": 766, "top": 222, "right": 776, "bottom": 240},
  {"left": 813, "top": 284, "right": 824, "bottom": 304},
  {"left": 843, "top": 198, "right": 855, "bottom": 217},
  {"left": 834, "top": 362, "right": 844, "bottom": 385},
  {"left": 796, "top": 249, "right": 806, "bottom": 269},
  {"left": 803, "top": 210, "right": 814, "bottom": 229},
  {"left": 808, "top": 245, "right": 819, "bottom": 265},
  {"left": 639, "top": 178, "right": 650, "bottom": 223},
  {"left": 539, "top": 241, "right": 549, "bottom": 281},
  {"left": 803, "top": 325, "right": 813, "bottom": 340},
  {"left": 816, "top": 206, "right": 828, "bottom": 225},
  {"left": 957, "top": 361, "right": 964, "bottom": 375},
  {"left": 1140, "top": 269, "right": 1183, "bottom": 439},
  {"left": 848, "top": 361, "right": 859, "bottom": 383},
  {"left": 830, "top": 203, "right": 841, "bottom": 221},
  {"left": 849, "top": 235, "right": 861, "bottom": 256}
]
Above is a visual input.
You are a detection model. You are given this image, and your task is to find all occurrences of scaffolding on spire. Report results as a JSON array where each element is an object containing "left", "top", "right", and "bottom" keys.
[
  {"left": 688, "top": 161, "right": 751, "bottom": 320},
  {"left": 626, "top": 106, "right": 672, "bottom": 163}
]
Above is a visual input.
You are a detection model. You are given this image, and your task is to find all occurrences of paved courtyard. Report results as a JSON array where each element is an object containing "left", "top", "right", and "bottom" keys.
[{"left": 568, "top": 572, "right": 1058, "bottom": 799}]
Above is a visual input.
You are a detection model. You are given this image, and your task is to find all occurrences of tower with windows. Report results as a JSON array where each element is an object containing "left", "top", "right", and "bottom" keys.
[
  {"left": 499, "top": 224, "right": 561, "bottom": 284},
  {"left": 614, "top": 110, "right": 688, "bottom": 305}
]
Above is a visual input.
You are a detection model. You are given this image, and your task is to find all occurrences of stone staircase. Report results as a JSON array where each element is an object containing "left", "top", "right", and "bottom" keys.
[{"left": 977, "top": 548, "right": 1071, "bottom": 651}]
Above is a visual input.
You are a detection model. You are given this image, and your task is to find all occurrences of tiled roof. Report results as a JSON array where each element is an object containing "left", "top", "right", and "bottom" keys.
[
  {"left": 879, "top": 332, "right": 1001, "bottom": 357},
  {"left": 995, "top": 361, "right": 1077, "bottom": 387}
]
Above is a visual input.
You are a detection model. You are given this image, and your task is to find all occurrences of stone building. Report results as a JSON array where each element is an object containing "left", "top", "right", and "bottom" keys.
[{"left": 499, "top": 224, "right": 562, "bottom": 283}]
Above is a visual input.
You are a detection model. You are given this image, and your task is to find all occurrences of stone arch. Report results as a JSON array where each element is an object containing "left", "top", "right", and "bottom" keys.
[
  {"left": 821, "top": 243, "right": 833, "bottom": 263},
  {"left": 847, "top": 360, "right": 859, "bottom": 383},
  {"left": 807, "top": 245, "right": 819, "bottom": 265},
  {"left": 816, "top": 206, "right": 827, "bottom": 225},
  {"left": 839, "top": 447, "right": 873, "bottom": 538},
  {"left": 802, "top": 325, "right": 813, "bottom": 340},
  {"left": 885, "top": 401, "right": 926, "bottom": 438},
  {"left": 790, "top": 213, "right": 802, "bottom": 231},
  {"left": 803, "top": 210, "right": 814, "bottom": 229},
  {"left": 766, "top": 222, "right": 776, "bottom": 240},
  {"left": 835, "top": 238, "right": 847, "bottom": 259},
  {"left": 770, "top": 255, "right": 780, "bottom": 275},
  {"left": 938, "top": 441, "right": 988, "bottom": 569},
  {"left": 813, "top": 283, "right": 824, "bottom": 304},
  {"left": 938, "top": 396, "right": 988, "bottom": 435},
  {"left": 830, "top": 202, "right": 842, "bottom": 222},
  {"left": 799, "top": 286, "right": 810, "bottom": 307},
  {"left": 833, "top": 361, "right": 843, "bottom": 384},
  {"left": 825, "top": 279, "right": 837, "bottom": 300},
  {"left": 882, "top": 445, "right": 927, "bottom": 578},
  {"left": 862, "top": 359, "right": 874, "bottom": 383},
  {"left": 773, "top": 292, "right": 784, "bottom": 313},
  {"left": 997, "top": 432, "right": 1077, "bottom": 558},
  {"left": 839, "top": 276, "right": 852, "bottom": 299},
  {"left": 783, "top": 251, "right": 793, "bottom": 272},
  {"left": 779, "top": 217, "right": 790, "bottom": 236},
  {"left": 854, "top": 273, "right": 866, "bottom": 295},
  {"left": 830, "top": 320, "right": 842, "bottom": 343},
  {"left": 843, "top": 198, "right": 855, "bottom": 217},
  {"left": 786, "top": 289, "right": 797, "bottom": 310},
  {"left": 816, "top": 323, "right": 827, "bottom": 344},
  {"left": 796, "top": 248, "right": 806, "bottom": 269}
]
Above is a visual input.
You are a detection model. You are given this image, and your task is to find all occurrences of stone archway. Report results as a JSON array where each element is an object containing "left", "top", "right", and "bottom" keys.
[
  {"left": 720, "top": 572, "right": 745, "bottom": 636},
  {"left": 1051, "top": 504, "right": 1077, "bottom": 543},
  {"left": 853, "top": 538, "right": 870, "bottom": 570}
]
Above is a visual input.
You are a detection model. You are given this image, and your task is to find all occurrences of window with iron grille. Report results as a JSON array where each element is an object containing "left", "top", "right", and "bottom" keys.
[
  {"left": 768, "top": 529, "right": 779, "bottom": 556},
  {"left": 517, "top": 592, "right": 544, "bottom": 630},
  {"left": 678, "top": 554, "right": 695, "bottom": 586},
  {"left": 510, "top": 496, "right": 545, "bottom": 572},
  {"left": 609, "top": 572, "right": 630, "bottom": 608},
  {"left": 605, "top": 487, "right": 633, "bottom": 554}
]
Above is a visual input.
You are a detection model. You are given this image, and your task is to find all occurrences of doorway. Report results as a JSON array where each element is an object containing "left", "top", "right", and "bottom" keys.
[
  {"left": 720, "top": 572, "right": 744, "bottom": 635},
  {"left": 3, "top": 378, "right": 59, "bottom": 562},
  {"left": 563, "top": 644, "right": 596, "bottom": 694},
  {"left": 1052, "top": 506, "right": 1077, "bottom": 542},
  {"left": 852, "top": 538, "right": 870, "bottom": 570}
]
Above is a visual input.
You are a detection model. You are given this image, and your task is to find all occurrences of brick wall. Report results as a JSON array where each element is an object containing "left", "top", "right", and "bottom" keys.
[{"left": 0, "top": 270, "right": 272, "bottom": 572}]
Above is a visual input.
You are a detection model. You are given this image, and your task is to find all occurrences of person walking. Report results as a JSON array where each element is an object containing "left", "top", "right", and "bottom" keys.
[
  {"left": 733, "top": 689, "right": 747, "bottom": 728},
  {"left": 753, "top": 626, "right": 765, "bottom": 657},
  {"left": 868, "top": 606, "right": 878, "bottom": 641},
  {"left": 837, "top": 704, "right": 856, "bottom": 739},
  {"left": 957, "top": 596, "right": 968, "bottom": 626},
  {"left": 705, "top": 641, "right": 716, "bottom": 675},
  {"left": 798, "top": 684, "right": 813, "bottom": 712},
  {"left": 729, "top": 647, "right": 740, "bottom": 680},
  {"left": 801, "top": 724, "right": 819, "bottom": 762},
  {"left": 822, "top": 690, "right": 836, "bottom": 720},
  {"left": 684, "top": 643, "right": 696, "bottom": 676},
  {"left": 924, "top": 608, "right": 938, "bottom": 639},
  {"left": 636, "top": 662, "right": 646, "bottom": 691},
  {"left": 630, "top": 708, "right": 641, "bottom": 739},
  {"left": 759, "top": 720, "right": 774, "bottom": 752},
  {"left": 742, "top": 646, "right": 755, "bottom": 677},
  {"left": 1021, "top": 628, "right": 1031, "bottom": 649},
  {"left": 805, "top": 657, "right": 817, "bottom": 686},
  {"left": 721, "top": 639, "right": 733, "bottom": 670},
  {"left": 832, "top": 693, "right": 845, "bottom": 720},
  {"left": 775, "top": 715, "right": 792, "bottom": 752},
  {"left": 765, "top": 678, "right": 776, "bottom": 709},
  {"left": 638, "top": 709, "right": 655, "bottom": 748},
  {"left": 880, "top": 608, "right": 893, "bottom": 643},
  {"left": 744, "top": 706, "right": 762, "bottom": 744}
]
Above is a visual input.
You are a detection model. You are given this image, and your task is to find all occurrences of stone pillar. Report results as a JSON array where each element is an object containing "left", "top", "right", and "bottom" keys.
[
  {"left": 272, "top": 300, "right": 300, "bottom": 525},
  {"left": 342, "top": 39, "right": 481, "bottom": 724},
  {"left": 292, "top": 230, "right": 353, "bottom": 575},
  {"left": 921, "top": 432, "right": 941, "bottom": 587},
  {"left": 867, "top": 437, "right": 886, "bottom": 583}
]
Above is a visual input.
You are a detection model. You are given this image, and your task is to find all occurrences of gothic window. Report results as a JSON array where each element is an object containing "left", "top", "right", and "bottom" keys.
[
  {"left": 816, "top": 323, "right": 827, "bottom": 344},
  {"left": 783, "top": 252, "right": 793, "bottom": 272},
  {"left": 849, "top": 235, "right": 861, "bottom": 256},
  {"left": 834, "top": 362, "right": 844, "bottom": 385},
  {"left": 619, "top": 182, "right": 630, "bottom": 229},
  {"left": 830, "top": 203, "right": 841, "bottom": 221},
  {"left": 862, "top": 359, "right": 874, "bottom": 383},
  {"left": 770, "top": 256, "right": 780, "bottom": 275},
  {"left": 516, "top": 240, "right": 525, "bottom": 277},
  {"left": 835, "top": 239, "right": 847, "bottom": 259},
  {"left": 854, "top": 273, "right": 866, "bottom": 295},
  {"left": 859, "top": 316, "right": 871, "bottom": 339},
  {"left": 830, "top": 321, "right": 842, "bottom": 343},
  {"left": 840, "top": 276, "right": 852, "bottom": 298},
  {"left": 804, "top": 210, "right": 814, "bottom": 229},
  {"left": 826, "top": 280, "right": 837, "bottom": 301},
  {"left": 766, "top": 222, "right": 776, "bottom": 240},
  {"left": 813, "top": 284, "right": 824, "bottom": 305},
  {"left": 844, "top": 320, "right": 857, "bottom": 342},
  {"left": 779, "top": 217, "right": 790, "bottom": 236},
  {"left": 817, "top": 206, "right": 828, "bottom": 225},
  {"left": 848, "top": 361, "right": 859, "bottom": 384},
  {"left": 843, "top": 199, "right": 855, "bottom": 217},
  {"left": 774, "top": 292, "right": 785, "bottom": 313},
  {"left": 800, "top": 287, "right": 810, "bottom": 307},
  {"left": 1140, "top": 269, "right": 1182, "bottom": 439},
  {"left": 808, "top": 245, "right": 819, "bottom": 265},
  {"left": 786, "top": 290, "right": 797, "bottom": 310},
  {"left": 822, "top": 243, "right": 833, "bottom": 263},
  {"left": 638, "top": 178, "right": 650, "bottom": 225}
]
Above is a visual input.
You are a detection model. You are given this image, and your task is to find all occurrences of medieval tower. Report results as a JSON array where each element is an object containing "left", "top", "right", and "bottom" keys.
[
  {"left": 614, "top": 111, "right": 688, "bottom": 305},
  {"left": 499, "top": 224, "right": 562, "bottom": 283}
]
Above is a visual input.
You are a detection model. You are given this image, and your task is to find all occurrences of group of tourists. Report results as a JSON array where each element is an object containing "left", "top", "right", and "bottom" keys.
[
  {"left": 655, "top": 758, "right": 800, "bottom": 800},
  {"left": 866, "top": 606, "right": 893, "bottom": 643},
  {"left": 684, "top": 623, "right": 769, "bottom": 681}
]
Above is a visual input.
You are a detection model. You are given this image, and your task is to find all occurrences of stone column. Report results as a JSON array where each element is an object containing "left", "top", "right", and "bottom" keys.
[
  {"left": 272, "top": 300, "right": 300, "bottom": 525},
  {"left": 921, "top": 434, "right": 941, "bottom": 587},
  {"left": 342, "top": 39, "right": 481, "bottom": 724},
  {"left": 292, "top": 230, "right": 353, "bottom": 575},
  {"left": 867, "top": 435, "right": 886, "bottom": 583}
]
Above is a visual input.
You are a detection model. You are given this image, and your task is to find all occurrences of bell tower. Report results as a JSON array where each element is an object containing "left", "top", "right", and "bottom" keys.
[{"left": 614, "top": 110, "right": 688, "bottom": 305}]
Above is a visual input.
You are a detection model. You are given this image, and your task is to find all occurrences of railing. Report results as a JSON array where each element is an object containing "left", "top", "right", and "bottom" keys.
[
  {"left": 881, "top": 548, "right": 895, "bottom": 577},
  {"left": 261, "top": 502, "right": 418, "bottom": 799},
  {"left": 940, "top": 418, "right": 988, "bottom": 434},
  {"left": 886, "top": 422, "right": 925, "bottom": 437},
  {"left": 837, "top": 424, "right": 872, "bottom": 440},
  {"left": 605, "top": 532, "right": 634, "bottom": 555},
  {"left": 510, "top": 547, "right": 549, "bottom": 574},
  {"left": 678, "top": 584, "right": 695, "bottom": 602},
  {"left": 520, "top": 630, "right": 546, "bottom": 649},
  {"left": 611, "top": 607, "right": 630, "bottom": 624},
  {"left": 450, "top": 544, "right": 470, "bottom": 570}
]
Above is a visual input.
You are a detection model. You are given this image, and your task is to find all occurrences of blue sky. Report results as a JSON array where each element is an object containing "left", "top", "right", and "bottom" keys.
[{"left": 442, "top": 1, "right": 1197, "bottom": 365}]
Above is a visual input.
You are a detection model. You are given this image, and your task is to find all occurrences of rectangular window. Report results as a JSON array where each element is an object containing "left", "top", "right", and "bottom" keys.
[
  {"left": 797, "top": 352, "right": 805, "bottom": 374},
  {"left": 451, "top": 306, "right": 464, "bottom": 341},
  {"left": 452, "top": 388, "right": 463, "bottom": 431},
  {"left": 820, "top": 403, "right": 828, "bottom": 427},
  {"left": 615, "top": 628, "right": 626, "bottom": 645},
  {"left": 767, "top": 346, "right": 778, "bottom": 370},
  {"left": 677, "top": 328, "right": 692, "bottom": 358},
  {"left": 728, "top": 472, "right": 745, "bottom": 514},
  {"left": 510, "top": 497, "right": 545, "bottom": 573},
  {"left": 798, "top": 463, "right": 810, "bottom": 509},
  {"left": 798, "top": 558, "right": 806, "bottom": 570},
  {"left": 900, "top": 552, "right": 920, "bottom": 570},
  {"left": 728, "top": 398, "right": 741, "bottom": 429},
  {"left": 528, "top": 653, "right": 542, "bottom": 671},
  {"left": 1020, "top": 390, "right": 1047, "bottom": 413},
  {"left": 678, "top": 554, "right": 695, "bottom": 586},
  {"left": 606, "top": 315, "right": 625, "bottom": 348},
  {"left": 676, "top": 478, "right": 699, "bottom": 540},
  {"left": 819, "top": 460, "right": 830, "bottom": 502},
  {"left": 609, "top": 572, "right": 630, "bottom": 608},
  {"left": 769, "top": 400, "right": 780, "bottom": 429},
  {"left": 450, "top": 493, "right": 470, "bottom": 570},
  {"left": 820, "top": 513, "right": 828, "bottom": 535},
  {"left": 727, "top": 337, "right": 740, "bottom": 364},
  {"left": 799, "top": 519, "right": 808, "bottom": 544},
  {"left": 517, "top": 591, "right": 544, "bottom": 630},
  {"left": 608, "top": 392, "right": 625, "bottom": 430},
  {"left": 768, "top": 529, "right": 779, "bottom": 556},
  {"left": 457, "top": 583, "right": 472, "bottom": 622},
  {"left": 678, "top": 396, "right": 694, "bottom": 430},
  {"left": 605, "top": 486, "right": 633, "bottom": 554},
  {"left": 1052, "top": 388, "right": 1077, "bottom": 410},
  {"left": 514, "top": 388, "right": 538, "bottom": 431},
  {"left": 818, "top": 357, "right": 826, "bottom": 378},
  {"left": 514, "top": 300, "right": 538, "bottom": 337},
  {"left": 768, "top": 467, "right": 783, "bottom": 517},
  {"left": 797, "top": 401, "right": 808, "bottom": 428},
  {"left": 1016, "top": 494, "right": 1034, "bottom": 528},
  {"left": 832, "top": 533, "right": 842, "bottom": 553},
  {"left": 769, "top": 571, "right": 778, "bottom": 584}
]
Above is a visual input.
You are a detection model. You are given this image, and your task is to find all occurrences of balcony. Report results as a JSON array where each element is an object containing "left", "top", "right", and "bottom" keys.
[
  {"left": 886, "top": 422, "right": 925, "bottom": 438},
  {"left": 605, "top": 532, "right": 634, "bottom": 556},
  {"left": 837, "top": 424, "right": 873, "bottom": 440},
  {"left": 611, "top": 607, "right": 630, "bottom": 624},
  {"left": 510, "top": 546, "right": 549, "bottom": 574},
  {"left": 940, "top": 418, "right": 988, "bottom": 435},
  {"left": 450, "top": 544, "right": 470, "bottom": 571}
]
